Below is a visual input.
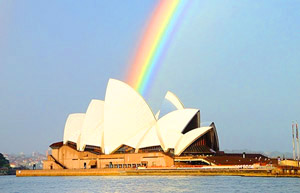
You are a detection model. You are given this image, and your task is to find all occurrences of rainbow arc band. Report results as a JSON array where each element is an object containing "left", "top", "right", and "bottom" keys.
[{"left": 127, "top": 0, "right": 189, "bottom": 96}]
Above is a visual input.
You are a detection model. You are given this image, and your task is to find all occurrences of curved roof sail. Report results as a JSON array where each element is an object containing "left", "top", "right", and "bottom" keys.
[
  {"left": 78, "top": 100, "right": 104, "bottom": 151},
  {"left": 60, "top": 79, "right": 220, "bottom": 156},
  {"left": 103, "top": 79, "right": 156, "bottom": 154},
  {"left": 210, "top": 122, "right": 220, "bottom": 151},
  {"left": 158, "top": 91, "right": 184, "bottom": 119},
  {"left": 136, "top": 125, "right": 162, "bottom": 150},
  {"left": 123, "top": 126, "right": 150, "bottom": 150},
  {"left": 157, "top": 109, "right": 199, "bottom": 151},
  {"left": 63, "top": 113, "right": 85, "bottom": 145},
  {"left": 165, "top": 91, "right": 184, "bottom": 110},
  {"left": 175, "top": 126, "right": 214, "bottom": 155}
]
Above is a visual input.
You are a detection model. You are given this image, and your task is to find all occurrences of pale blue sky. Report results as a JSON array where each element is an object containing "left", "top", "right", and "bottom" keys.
[{"left": 0, "top": 0, "right": 299, "bottom": 154}]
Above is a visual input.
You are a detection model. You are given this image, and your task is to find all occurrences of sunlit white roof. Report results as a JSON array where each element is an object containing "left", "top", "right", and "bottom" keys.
[
  {"left": 165, "top": 91, "right": 184, "bottom": 110},
  {"left": 63, "top": 113, "right": 85, "bottom": 145},
  {"left": 157, "top": 109, "right": 199, "bottom": 151},
  {"left": 175, "top": 127, "right": 212, "bottom": 155},
  {"left": 103, "top": 79, "right": 156, "bottom": 154},
  {"left": 157, "top": 91, "right": 184, "bottom": 118},
  {"left": 137, "top": 125, "right": 162, "bottom": 150},
  {"left": 123, "top": 126, "right": 150, "bottom": 150},
  {"left": 61, "top": 79, "right": 219, "bottom": 155},
  {"left": 78, "top": 100, "right": 104, "bottom": 151}
]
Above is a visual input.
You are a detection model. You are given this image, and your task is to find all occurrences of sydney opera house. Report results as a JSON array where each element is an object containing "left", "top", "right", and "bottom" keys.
[{"left": 43, "top": 79, "right": 268, "bottom": 170}]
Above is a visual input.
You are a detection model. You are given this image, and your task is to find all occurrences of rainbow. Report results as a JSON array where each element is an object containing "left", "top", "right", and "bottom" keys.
[{"left": 126, "top": 0, "right": 189, "bottom": 96}]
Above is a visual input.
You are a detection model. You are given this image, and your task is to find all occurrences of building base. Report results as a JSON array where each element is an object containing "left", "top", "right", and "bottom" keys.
[{"left": 16, "top": 168, "right": 300, "bottom": 178}]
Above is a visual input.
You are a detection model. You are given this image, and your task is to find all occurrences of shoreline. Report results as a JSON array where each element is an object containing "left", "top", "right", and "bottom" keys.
[{"left": 16, "top": 168, "right": 300, "bottom": 178}]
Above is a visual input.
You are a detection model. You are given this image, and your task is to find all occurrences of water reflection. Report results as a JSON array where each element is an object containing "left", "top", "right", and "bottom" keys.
[{"left": 1, "top": 175, "right": 300, "bottom": 193}]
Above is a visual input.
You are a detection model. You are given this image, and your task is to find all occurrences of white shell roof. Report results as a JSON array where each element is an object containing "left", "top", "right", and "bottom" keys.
[
  {"left": 155, "top": 111, "right": 160, "bottom": 119},
  {"left": 61, "top": 79, "right": 219, "bottom": 155},
  {"left": 103, "top": 79, "right": 156, "bottom": 154},
  {"left": 137, "top": 125, "right": 161, "bottom": 150},
  {"left": 63, "top": 113, "right": 85, "bottom": 145},
  {"left": 156, "top": 91, "right": 184, "bottom": 119},
  {"left": 165, "top": 91, "right": 184, "bottom": 110},
  {"left": 157, "top": 109, "right": 199, "bottom": 151},
  {"left": 123, "top": 126, "right": 150, "bottom": 150},
  {"left": 78, "top": 100, "right": 104, "bottom": 151},
  {"left": 175, "top": 126, "right": 212, "bottom": 155}
]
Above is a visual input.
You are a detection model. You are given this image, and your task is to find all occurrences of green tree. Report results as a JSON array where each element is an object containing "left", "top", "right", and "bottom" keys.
[{"left": 0, "top": 153, "right": 10, "bottom": 168}]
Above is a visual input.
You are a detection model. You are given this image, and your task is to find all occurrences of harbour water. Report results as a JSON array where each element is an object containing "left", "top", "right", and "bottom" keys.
[{"left": 1, "top": 175, "right": 300, "bottom": 193}]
